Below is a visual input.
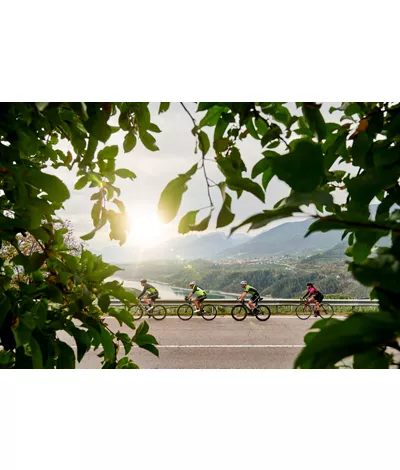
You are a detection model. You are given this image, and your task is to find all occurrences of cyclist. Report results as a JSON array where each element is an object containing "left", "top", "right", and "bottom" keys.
[
  {"left": 238, "top": 281, "right": 260, "bottom": 313},
  {"left": 137, "top": 279, "right": 159, "bottom": 313},
  {"left": 302, "top": 282, "right": 324, "bottom": 317},
  {"left": 186, "top": 281, "right": 207, "bottom": 313}
]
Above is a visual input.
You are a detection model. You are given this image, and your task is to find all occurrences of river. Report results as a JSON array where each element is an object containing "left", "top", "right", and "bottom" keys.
[{"left": 109, "top": 276, "right": 238, "bottom": 300}]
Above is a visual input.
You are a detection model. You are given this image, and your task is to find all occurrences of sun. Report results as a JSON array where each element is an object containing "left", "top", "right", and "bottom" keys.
[{"left": 126, "top": 210, "right": 167, "bottom": 249}]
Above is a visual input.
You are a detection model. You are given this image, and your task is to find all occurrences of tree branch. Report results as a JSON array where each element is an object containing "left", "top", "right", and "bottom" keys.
[{"left": 180, "top": 103, "right": 197, "bottom": 128}]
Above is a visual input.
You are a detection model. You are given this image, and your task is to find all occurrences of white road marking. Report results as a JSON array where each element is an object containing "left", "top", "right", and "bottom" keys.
[{"left": 71, "top": 344, "right": 304, "bottom": 349}]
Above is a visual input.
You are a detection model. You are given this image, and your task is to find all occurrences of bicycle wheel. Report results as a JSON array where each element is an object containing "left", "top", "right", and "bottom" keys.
[
  {"left": 231, "top": 305, "right": 247, "bottom": 321},
  {"left": 152, "top": 305, "right": 167, "bottom": 320},
  {"left": 201, "top": 305, "right": 217, "bottom": 321},
  {"left": 319, "top": 303, "right": 334, "bottom": 319},
  {"left": 132, "top": 305, "right": 144, "bottom": 320},
  {"left": 295, "top": 303, "right": 312, "bottom": 320},
  {"left": 255, "top": 305, "right": 271, "bottom": 321},
  {"left": 177, "top": 303, "right": 193, "bottom": 320}
]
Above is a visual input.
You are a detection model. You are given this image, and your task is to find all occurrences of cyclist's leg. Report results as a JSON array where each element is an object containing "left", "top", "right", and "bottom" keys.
[
  {"left": 193, "top": 297, "right": 200, "bottom": 311},
  {"left": 249, "top": 294, "right": 259, "bottom": 311},
  {"left": 142, "top": 295, "right": 150, "bottom": 306}
]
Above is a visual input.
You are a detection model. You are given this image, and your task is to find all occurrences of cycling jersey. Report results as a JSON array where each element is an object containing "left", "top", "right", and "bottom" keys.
[
  {"left": 192, "top": 285, "right": 207, "bottom": 297},
  {"left": 243, "top": 285, "right": 259, "bottom": 296},
  {"left": 138, "top": 283, "right": 158, "bottom": 299}
]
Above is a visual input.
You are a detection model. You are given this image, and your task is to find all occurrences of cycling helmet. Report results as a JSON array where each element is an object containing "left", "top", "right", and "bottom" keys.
[
  {"left": 240, "top": 280, "right": 247, "bottom": 285},
  {"left": 140, "top": 279, "right": 147, "bottom": 283},
  {"left": 189, "top": 281, "right": 195, "bottom": 286}
]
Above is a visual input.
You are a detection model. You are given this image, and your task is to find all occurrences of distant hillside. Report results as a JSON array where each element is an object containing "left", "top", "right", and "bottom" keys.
[
  {"left": 218, "top": 219, "right": 344, "bottom": 259},
  {"left": 142, "top": 232, "right": 250, "bottom": 260}
]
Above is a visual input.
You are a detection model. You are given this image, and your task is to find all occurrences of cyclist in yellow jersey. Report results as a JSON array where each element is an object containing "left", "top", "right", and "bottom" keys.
[
  {"left": 238, "top": 280, "right": 260, "bottom": 312},
  {"left": 186, "top": 281, "right": 207, "bottom": 313},
  {"left": 138, "top": 279, "right": 159, "bottom": 312}
]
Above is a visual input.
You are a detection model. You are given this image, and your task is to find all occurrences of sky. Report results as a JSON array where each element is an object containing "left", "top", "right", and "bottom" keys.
[{"left": 53, "top": 102, "right": 351, "bottom": 257}]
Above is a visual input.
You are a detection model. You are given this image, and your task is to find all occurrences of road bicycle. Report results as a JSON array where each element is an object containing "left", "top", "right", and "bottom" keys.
[
  {"left": 231, "top": 298, "right": 271, "bottom": 321},
  {"left": 295, "top": 298, "right": 334, "bottom": 320},
  {"left": 177, "top": 297, "right": 217, "bottom": 321},
  {"left": 131, "top": 298, "right": 167, "bottom": 321}
]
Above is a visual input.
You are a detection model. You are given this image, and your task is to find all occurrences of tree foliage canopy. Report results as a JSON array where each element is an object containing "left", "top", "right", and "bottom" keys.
[{"left": 1, "top": 101, "right": 400, "bottom": 368}]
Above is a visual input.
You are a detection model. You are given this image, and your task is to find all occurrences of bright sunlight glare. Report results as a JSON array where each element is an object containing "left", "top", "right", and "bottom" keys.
[{"left": 126, "top": 210, "right": 167, "bottom": 249}]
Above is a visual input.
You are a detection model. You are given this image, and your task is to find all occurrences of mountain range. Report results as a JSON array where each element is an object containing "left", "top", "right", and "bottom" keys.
[{"left": 95, "top": 204, "right": 392, "bottom": 264}]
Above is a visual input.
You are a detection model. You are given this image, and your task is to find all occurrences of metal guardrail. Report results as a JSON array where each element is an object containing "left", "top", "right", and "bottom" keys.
[{"left": 110, "top": 298, "right": 379, "bottom": 307}]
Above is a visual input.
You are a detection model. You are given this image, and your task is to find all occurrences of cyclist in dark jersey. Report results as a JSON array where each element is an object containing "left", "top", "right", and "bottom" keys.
[
  {"left": 138, "top": 279, "right": 159, "bottom": 312},
  {"left": 302, "top": 282, "right": 324, "bottom": 317},
  {"left": 238, "top": 280, "right": 260, "bottom": 313},
  {"left": 186, "top": 281, "right": 207, "bottom": 313}
]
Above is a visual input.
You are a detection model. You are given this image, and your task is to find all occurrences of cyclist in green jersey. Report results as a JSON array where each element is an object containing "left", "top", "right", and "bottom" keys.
[
  {"left": 238, "top": 280, "right": 260, "bottom": 312},
  {"left": 186, "top": 281, "right": 207, "bottom": 313},
  {"left": 138, "top": 279, "right": 159, "bottom": 312}
]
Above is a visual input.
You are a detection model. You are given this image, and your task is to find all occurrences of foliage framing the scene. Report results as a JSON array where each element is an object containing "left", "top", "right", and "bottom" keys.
[
  {"left": 0, "top": 103, "right": 159, "bottom": 368},
  {"left": 1, "top": 101, "right": 400, "bottom": 368},
  {"left": 159, "top": 102, "right": 400, "bottom": 368}
]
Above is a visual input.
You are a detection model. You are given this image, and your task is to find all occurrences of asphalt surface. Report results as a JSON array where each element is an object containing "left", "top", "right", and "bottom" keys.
[{"left": 60, "top": 316, "right": 328, "bottom": 369}]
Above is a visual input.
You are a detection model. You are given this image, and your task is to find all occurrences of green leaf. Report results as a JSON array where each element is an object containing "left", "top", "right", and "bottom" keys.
[
  {"left": 226, "top": 176, "right": 265, "bottom": 203},
  {"left": 251, "top": 152, "right": 277, "bottom": 179},
  {"left": 262, "top": 167, "right": 274, "bottom": 190},
  {"left": 27, "top": 169, "right": 70, "bottom": 203},
  {"left": 199, "top": 106, "right": 224, "bottom": 127},
  {"left": 108, "top": 308, "right": 136, "bottom": 329},
  {"left": 98, "top": 145, "right": 118, "bottom": 160},
  {"left": 80, "top": 229, "right": 97, "bottom": 241},
  {"left": 118, "top": 111, "right": 130, "bottom": 130},
  {"left": 91, "top": 200, "right": 102, "bottom": 226},
  {"left": 294, "top": 311, "right": 400, "bottom": 369},
  {"left": 56, "top": 341, "right": 76, "bottom": 369},
  {"left": 158, "top": 164, "right": 198, "bottom": 223},
  {"left": 198, "top": 131, "right": 210, "bottom": 156},
  {"left": 216, "top": 191, "right": 235, "bottom": 228},
  {"left": 302, "top": 103, "right": 326, "bottom": 141},
  {"left": 351, "top": 132, "right": 370, "bottom": 167},
  {"left": 35, "top": 102, "right": 49, "bottom": 112},
  {"left": 116, "top": 332, "right": 133, "bottom": 354},
  {"left": 245, "top": 118, "right": 259, "bottom": 139},
  {"left": 345, "top": 103, "right": 362, "bottom": 116},
  {"left": 69, "top": 327, "right": 91, "bottom": 362},
  {"left": 189, "top": 212, "right": 212, "bottom": 232},
  {"left": 29, "top": 337, "right": 43, "bottom": 369},
  {"left": 159, "top": 102, "right": 170, "bottom": 114},
  {"left": 98, "top": 294, "right": 110, "bottom": 312},
  {"left": 353, "top": 348, "right": 391, "bottom": 369},
  {"left": 140, "top": 131, "right": 159, "bottom": 151},
  {"left": 133, "top": 321, "right": 159, "bottom": 356},
  {"left": 75, "top": 175, "right": 88, "bottom": 190},
  {"left": 115, "top": 168, "right": 136, "bottom": 180},
  {"left": 231, "top": 205, "right": 299, "bottom": 234},
  {"left": 197, "top": 103, "right": 218, "bottom": 112},
  {"left": 214, "top": 138, "right": 231, "bottom": 153},
  {"left": 123, "top": 132, "right": 137, "bottom": 153},
  {"left": 272, "top": 141, "right": 324, "bottom": 193},
  {"left": 117, "top": 357, "right": 139, "bottom": 368},
  {"left": 100, "top": 327, "right": 116, "bottom": 363},
  {"left": 178, "top": 210, "right": 199, "bottom": 234},
  {"left": 148, "top": 123, "right": 161, "bottom": 133}
]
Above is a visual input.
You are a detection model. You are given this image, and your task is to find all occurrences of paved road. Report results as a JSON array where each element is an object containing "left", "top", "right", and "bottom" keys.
[{"left": 61, "top": 316, "right": 329, "bottom": 369}]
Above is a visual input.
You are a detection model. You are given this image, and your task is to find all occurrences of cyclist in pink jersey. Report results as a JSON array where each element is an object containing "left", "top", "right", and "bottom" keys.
[{"left": 302, "top": 282, "right": 324, "bottom": 317}]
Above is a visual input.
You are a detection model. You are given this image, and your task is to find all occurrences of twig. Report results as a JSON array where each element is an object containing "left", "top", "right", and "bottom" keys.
[{"left": 180, "top": 103, "right": 197, "bottom": 128}]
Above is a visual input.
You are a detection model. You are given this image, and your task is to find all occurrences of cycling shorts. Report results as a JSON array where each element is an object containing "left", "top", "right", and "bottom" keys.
[
  {"left": 313, "top": 293, "right": 324, "bottom": 303},
  {"left": 195, "top": 294, "right": 207, "bottom": 302},
  {"left": 250, "top": 293, "right": 260, "bottom": 303}
]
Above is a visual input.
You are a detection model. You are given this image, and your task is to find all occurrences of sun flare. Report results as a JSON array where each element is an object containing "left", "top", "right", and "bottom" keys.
[{"left": 126, "top": 210, "right": 167, "bottom": 249}]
